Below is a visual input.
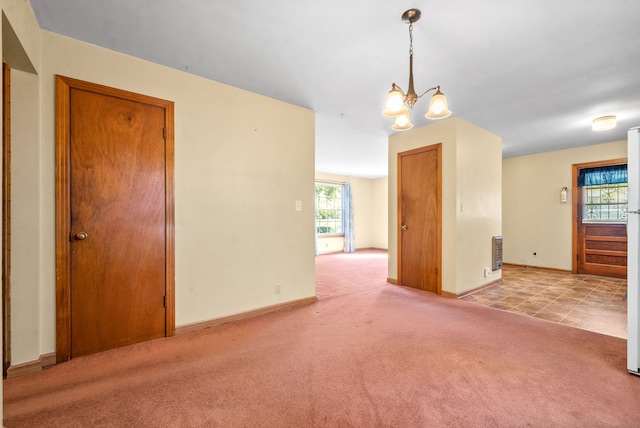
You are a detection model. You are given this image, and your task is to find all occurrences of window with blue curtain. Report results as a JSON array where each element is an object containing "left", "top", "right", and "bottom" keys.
[{"left": 578, "top": 164, "right": 628, "bottom": 222}]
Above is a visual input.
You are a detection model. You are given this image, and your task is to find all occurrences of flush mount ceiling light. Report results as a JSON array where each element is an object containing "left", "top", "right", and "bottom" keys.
[
  {"left": 592, "top": 115, "right": 617, "bottom": 131},
  {"left": 383, "top": 8, "right": 451, "bottom": 131}
]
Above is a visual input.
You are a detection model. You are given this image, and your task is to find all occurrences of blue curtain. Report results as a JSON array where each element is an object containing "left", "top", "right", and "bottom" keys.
[
  {"left": 343, "top": 182, "right": 355, "bottom": 253},
  {"left": 578, "top": 164, "right": 627, "bottom": 186},
  {"left": 314, "top": 227, "right": 318, "bottom": 256},
  {"left": 314, "top": 193, "right": 318, "bottom": 256}
]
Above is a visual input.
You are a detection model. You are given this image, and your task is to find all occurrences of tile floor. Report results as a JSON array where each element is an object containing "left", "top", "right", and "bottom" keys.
[{"left": 460, "top": 265, "right": 627, "bottom": 339}]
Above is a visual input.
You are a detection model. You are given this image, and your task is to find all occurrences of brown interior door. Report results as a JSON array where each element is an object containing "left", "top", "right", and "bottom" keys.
[
  {"left": 573, "top": 160, "right": 628, "bottom": 279},
  {"left": 56, "top": 76, "right": 175, "bottom": 361},
  {"left": 398, "top": 144, "right": 442, "bottom": 293}
]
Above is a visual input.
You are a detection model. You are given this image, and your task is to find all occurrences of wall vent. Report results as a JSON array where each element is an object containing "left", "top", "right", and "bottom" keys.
[{"left": 492, "top": 236, "right": 503, "bottom": 271}]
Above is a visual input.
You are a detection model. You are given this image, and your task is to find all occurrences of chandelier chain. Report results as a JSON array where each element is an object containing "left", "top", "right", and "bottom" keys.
[{"left": 409, "top": 23, "right": 414, "bottom": 57}]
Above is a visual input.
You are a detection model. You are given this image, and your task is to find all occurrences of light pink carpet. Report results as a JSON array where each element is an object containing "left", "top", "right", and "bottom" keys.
[{"left": 4, "top": 249, "right": 640, "bottom": 427}]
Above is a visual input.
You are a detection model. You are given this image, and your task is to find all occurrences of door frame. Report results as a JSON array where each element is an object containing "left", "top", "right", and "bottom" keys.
[
  {"left": 397, "top": 143, "right": 442, "bottom": 294},
  {"left": 55, "top": 75, "right": 175, "bottom": 363},
  {"left": 571, "top": 157, "right": 627, "bottom": 274},
  {"left": 3, "top": 62, "right": 12, "bottom": 375}
]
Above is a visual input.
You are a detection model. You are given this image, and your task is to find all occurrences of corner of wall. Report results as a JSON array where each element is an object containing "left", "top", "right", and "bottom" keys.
[
  {"left": 2, "top": 0, "right": 41, "bottom": 73},
  {"left": 452, "top": 119, "right": 503, "bottom": 293}
]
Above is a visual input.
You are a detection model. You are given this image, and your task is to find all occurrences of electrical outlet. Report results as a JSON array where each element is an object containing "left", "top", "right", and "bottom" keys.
[
  {"left": 275, "top": 284, "right": 281, "bottom": 295},
  {"left": 484, "top": 267, "right": 491, "bottom": 278}
]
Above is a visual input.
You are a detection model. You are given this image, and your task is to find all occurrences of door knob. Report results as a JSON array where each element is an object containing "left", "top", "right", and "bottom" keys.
[
  {"left": 75, "top": 232, "right": 88, "bottom": 240},
  {"left": 401, "top": 225, "right": 408, "bottom": 231}
]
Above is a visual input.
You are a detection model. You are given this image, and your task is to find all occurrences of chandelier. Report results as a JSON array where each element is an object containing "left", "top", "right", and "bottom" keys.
[{"left": 383, "top": 9, "right": 451, "bottom": 131}]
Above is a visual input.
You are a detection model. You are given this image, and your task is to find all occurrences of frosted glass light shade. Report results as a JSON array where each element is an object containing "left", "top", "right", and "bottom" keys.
[
  {"left": 383, "top": 88, "right": 407, "bottom": 117},
  {"left": 425, "top": 89, "right": 451, "bottom": 119},
  {"left": 391, "top": 110, "right": 413, "bottom": 131},
  {"left": 592, "top": 115, "right": 616, "bottom": 131}
]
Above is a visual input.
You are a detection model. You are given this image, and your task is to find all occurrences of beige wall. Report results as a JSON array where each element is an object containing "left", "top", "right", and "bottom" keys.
[
  {"left": 370, "top": 177, "right": 389, "bottom": 250},
  {"left": 455, "top": 119, "right": 503, "bottom": 292},
  {"left": 503, "top": 140, "right": 627, "bottom": 270},
  {"left": 314, "top": 172, "right": 388, "bottom": 254},
  {"left": 3, "top": 0, "right": 40, "bottom": 72},
  {"left": 388, "top": 118, "right": 502, "bottom": 294},
  {"left": 11, "top": 69, "right": 40, "bottom": 364},
  {"left": 6, "top": 0, "right": 316, "bottom": 367},
  {"left": 3, "top": 0, "right": 43, "bottom": 370}
]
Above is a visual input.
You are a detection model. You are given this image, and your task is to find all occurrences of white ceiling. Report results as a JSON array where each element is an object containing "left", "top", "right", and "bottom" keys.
[{"left": 29, "top": 0, "right": 640, "bottom": 178}]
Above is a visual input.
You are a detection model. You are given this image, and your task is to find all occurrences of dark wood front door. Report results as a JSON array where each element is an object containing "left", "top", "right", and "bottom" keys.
[
  {"left": 577, "top": 223, "right": 627, "bottom": 278},
  {"left": 56, "top": 76, "right": 175, "bottom": 361},
  {"left": 573, "top": 159, "right": 628, "bottom": 279},
  {"left": 398, "top": 144, "right": 442, "bottom": 293}
]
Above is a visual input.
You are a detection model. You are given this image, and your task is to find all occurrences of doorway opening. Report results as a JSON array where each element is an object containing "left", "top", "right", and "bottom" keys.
[{"left": 572, "top": 159, "right": 628, "bottom": 279}]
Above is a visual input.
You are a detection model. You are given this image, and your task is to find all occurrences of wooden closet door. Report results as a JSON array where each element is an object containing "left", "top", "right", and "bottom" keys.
[
  {"left": 398, "top": 144, "right": 442, "bottom": 293},
  {"left": 56, "top": 76, "right": 175, "bottom": 361}
]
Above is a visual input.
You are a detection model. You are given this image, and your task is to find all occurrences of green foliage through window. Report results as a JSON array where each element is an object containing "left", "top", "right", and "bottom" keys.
[{"left": 315, "top": 183, "right": 344, "bottom": 234}]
